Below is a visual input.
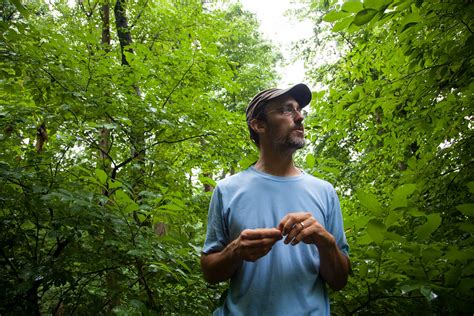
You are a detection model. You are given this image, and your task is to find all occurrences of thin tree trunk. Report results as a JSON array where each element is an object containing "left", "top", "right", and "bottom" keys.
[
  {"left": 35, "top": 122, "right": 48, "bottom": 153},
  {"left": 113, "top": 0, "right": 156, "bottom": 310},
  {"left": 99, "top": 2, "right": 121, "bottom": 312}
]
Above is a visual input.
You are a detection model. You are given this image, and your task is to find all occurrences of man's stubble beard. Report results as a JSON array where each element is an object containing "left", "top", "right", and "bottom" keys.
[{"left": 268, "top": 125, "right": 306, "bottom": 152}]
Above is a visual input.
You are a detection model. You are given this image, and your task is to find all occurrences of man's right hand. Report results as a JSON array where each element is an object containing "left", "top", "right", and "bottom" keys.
[
  {"left": 201, "top": 228, "right": 282, "bottom": 283},
  {"left": 233, "top": 228, "right": 283, "bottom": 262}
]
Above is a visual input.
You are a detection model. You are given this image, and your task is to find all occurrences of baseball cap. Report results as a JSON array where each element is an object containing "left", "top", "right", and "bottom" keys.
[{"left": 246, "top": 83, "right": 312, "bottom": 122}]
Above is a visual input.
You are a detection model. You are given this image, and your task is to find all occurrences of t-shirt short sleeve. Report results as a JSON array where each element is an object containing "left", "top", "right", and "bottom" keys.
[
  {"left": 203, "top": 186, "right": 229, "bottom": 254},
  {"left": 327, "top": 187, "right": 349, "bottom": 256}
]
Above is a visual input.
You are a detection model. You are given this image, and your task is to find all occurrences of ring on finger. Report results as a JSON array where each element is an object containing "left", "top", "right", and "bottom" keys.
[{"left": 300, "top": 222, "right": 305, "bottom": 229}]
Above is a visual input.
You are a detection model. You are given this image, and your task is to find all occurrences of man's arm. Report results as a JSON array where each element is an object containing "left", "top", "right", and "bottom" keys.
[
  {"left": 317, "top": 237, "right": 350, "bottom": 290},
  {"left": 278, "top": 212, "right": 350, "bottom": 290},
  {"left": 201, "top": 228, "right": 282, "bottom": 284}
]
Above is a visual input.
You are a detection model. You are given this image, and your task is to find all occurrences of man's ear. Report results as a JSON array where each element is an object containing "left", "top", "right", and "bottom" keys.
[{"left": 249, "top": 118, "right": 266, "bottom": 135}]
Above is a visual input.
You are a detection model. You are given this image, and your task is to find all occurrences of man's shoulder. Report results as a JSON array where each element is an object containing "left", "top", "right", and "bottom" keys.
[
  {"left": 302, "top": 172, "right": 335, "bottom": 191},
  {"left": 216, "top": 168, "right": 254, "bottom": 189}
]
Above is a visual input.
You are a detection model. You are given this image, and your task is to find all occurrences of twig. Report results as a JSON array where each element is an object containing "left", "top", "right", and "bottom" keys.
[
  {"left": 130, "top": 0, "right": 149, "bottom": 28},
  {"left": 161, "top": 57, "right": 195, "bottom": 108}
]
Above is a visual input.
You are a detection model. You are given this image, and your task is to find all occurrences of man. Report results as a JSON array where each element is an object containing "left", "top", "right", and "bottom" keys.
[{"left": 201, "top": 83, "right": 350, "bottom": 315}]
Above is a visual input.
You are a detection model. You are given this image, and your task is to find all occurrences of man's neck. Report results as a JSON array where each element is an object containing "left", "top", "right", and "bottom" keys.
[{"left": 254, "top": 147, "right": 300, "bottom": 177}]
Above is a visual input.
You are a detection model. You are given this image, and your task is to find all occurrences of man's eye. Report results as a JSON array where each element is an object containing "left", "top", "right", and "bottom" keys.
[{"left": 281, "top": 106, "right": 293, "bottom": 113}]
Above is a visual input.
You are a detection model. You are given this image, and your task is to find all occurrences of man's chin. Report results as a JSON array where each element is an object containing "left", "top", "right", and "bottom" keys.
[{"left": 289, "top": 137, "right": 305, "bottom": 150}]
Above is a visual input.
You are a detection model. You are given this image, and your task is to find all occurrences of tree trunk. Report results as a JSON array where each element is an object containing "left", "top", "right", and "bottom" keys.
[{"left": 113, "top": 0, "right": 155, "bottom": 310}]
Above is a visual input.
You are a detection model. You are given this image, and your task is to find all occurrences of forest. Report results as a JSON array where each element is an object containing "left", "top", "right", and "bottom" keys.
[{"left": 0, "top": 0, "right": 472, "bottom": 314}]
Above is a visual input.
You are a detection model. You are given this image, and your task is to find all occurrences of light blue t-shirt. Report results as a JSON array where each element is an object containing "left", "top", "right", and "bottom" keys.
[{"left": 203, "top": 166, "right": 349, "bottom": 316}]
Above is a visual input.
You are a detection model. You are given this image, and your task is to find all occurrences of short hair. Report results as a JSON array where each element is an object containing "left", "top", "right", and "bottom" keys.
[{"left": 247, "top": 101, "right": 269, "bottom": 146}]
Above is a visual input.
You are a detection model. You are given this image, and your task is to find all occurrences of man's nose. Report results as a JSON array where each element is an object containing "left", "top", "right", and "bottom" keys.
[{"left": 294, "top": 109, "right": 304, "bottom": 123}]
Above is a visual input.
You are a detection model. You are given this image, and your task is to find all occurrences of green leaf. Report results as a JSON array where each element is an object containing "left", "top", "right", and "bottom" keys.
[
  {"left": 420, "top": 286, "right": 437, "bottom": 301},
  {"left": 401, "top": 283, "right": 422, "bottom": 294},
  {"left": 390, "top": 183, "right": 416, "bottom": 210},
  {"left": 175, "top": 258, "right": 191, "bottom": 272},
  {"left": 393, "top": 183, "right": 417, "bottom": 197},
  {"left": 323, "top": 10, "right": 351, "bottom": 22},
  {"left": 416, "top": 213, "right": 441, "bottom": 240},
  {"left": 363, "top": 0, "right": 391, "bottom": 10},
  {"left": 199, "top": 175, "right": 216, "bottom": 187},
  {"left": 367, "top": 218, "right": 386, "bottom": 244},
  {"left": 352, "top": 9, "right": 378, "bottom": 26},
  {"left": 332, "top": 16, "right": 354, "bottom": 32},
  {"left": 108, "top": 180, "right": 122, "bottom": 189},
  {"left": 115, "top": 190, "right": 133, "bottom": 205},
  {"left": 456, "top": 204, "right": 474, "bottom": 217},
  {"left": 407, "top": 208, "right": 425, "bottom": 217},
  {"left": 458, "top": 223, "right": 474, "bottom": 233},
  {"left": 238, "top": 151, "right": 258, "bottom": 169},
  {"left": 445, "top": 265, "right": 462, "bottom": 286},
  {"left": 358, "top": 262, "right": 368, "bottom": 277},
  {"left": 305, "top": 153, "right": 315, "bottom": 169},
  {"left": 125, "top": 202, "right": 139, "bottom": 213},
  {"left": 357, "top": 190, "right": 382, "bottom": 214},
  {"left": 342, "top": 1, "right": 363, "bottom": 13},
  {"left": 95, "top": 169, "right": 108, "bottom": 185},
  {"left": 446, "top": 247, "right": 474, "bottom": 261},
  {"left": 160, "top": 204, "right": 183, "bottom": 211},
  {"left": 400, "top": 13, "right": 421, "bottom": 28},
  {"left": 383, "top": 230, "right": 402, "bottom": 241},
  {"left": 467, "top": 181, "right": 474, "bottom": 194},
  {"left": 11, "top": 0, "right": 29, "bottom": 18}
]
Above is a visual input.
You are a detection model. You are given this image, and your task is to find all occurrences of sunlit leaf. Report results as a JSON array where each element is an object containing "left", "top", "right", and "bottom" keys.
[
  {"left": 342, "top": 1, "right": 363, "bottom": 13},
  {"left": 323, "top": 10, "right": 351, "bottom": 22},
  {"left": 332, "top": 16, "right": 354, "bottom": 32},
  {"left": 305, "top": 153, "right": 315, "bottom": 169},
  {"left": 95, "top": 169, "right": 108, "bottom": 185}
]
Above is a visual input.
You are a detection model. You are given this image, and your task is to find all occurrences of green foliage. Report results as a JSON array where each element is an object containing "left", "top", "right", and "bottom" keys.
[
  {"left": 302, "top": 0, "right": 474, "bottom": 313},
  {"left": 3, "top": 0, "right": 472, "bottom": 313},
  {"left": 0, "top": 0, "right": 277, "bottom": 314}
]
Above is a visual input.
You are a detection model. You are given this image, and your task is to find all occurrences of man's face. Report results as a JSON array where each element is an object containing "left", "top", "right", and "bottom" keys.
[{"left": 262, "top": 95, "right": 305, "bottom": 151}]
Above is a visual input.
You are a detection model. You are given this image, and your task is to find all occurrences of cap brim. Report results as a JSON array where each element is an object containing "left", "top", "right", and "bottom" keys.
[
  {"left": 282, "top": 83, "right": 312, "bottom": 108},
  {"left": 260, "top": 83, "right": 312, "bottom": 108}
]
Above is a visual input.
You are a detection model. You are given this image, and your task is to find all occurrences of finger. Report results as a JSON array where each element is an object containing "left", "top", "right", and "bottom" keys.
[
  {"left": 290, "top": 224, "right": 312, "bottom": 246},
  {"left": 280, "top": 213, "right": 312, "bottom": 235},
  {"left": 282, "top": 218, "right": 300, "bottom": 236},
  {"left": 279, "top": 214, "right": 302, "bottom": 235},
  {"left": 277, "top": 214, "right": 289, "bottom": 232},
  {"left": 244, "top": 236, "right": 282, "bottom": 249},
  {"left": 242, "top": 228, "right": 282, "bottom": 240},
  {"left": 284, "top": 222, "right": 304, "bottom": 244}
]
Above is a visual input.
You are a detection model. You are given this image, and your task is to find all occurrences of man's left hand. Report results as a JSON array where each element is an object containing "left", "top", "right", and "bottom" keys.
[{"left": 277, "top": 212, "right": 335, "bottom": 249}]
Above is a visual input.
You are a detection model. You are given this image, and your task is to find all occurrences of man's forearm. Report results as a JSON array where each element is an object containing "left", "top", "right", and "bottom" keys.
[
  {"left": 318, "top": 242, "right": 350, "bottom": 290},
  {"left": 200, "top": 240, "right": 243, "bottom": 284}
]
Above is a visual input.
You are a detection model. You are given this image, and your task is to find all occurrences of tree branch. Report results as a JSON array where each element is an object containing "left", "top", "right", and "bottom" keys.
[
  {"left": 110, "top": 132, "right": 214, "bottom": 179},
  {"left": 161, "top": 57, "right": 195, "bottom": 108},
  {"left": 389, "top": 64, "right": 447, "bottom": 84},
  {"left": 130, "top": 0, "right": 149, "bottom": 28}
]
